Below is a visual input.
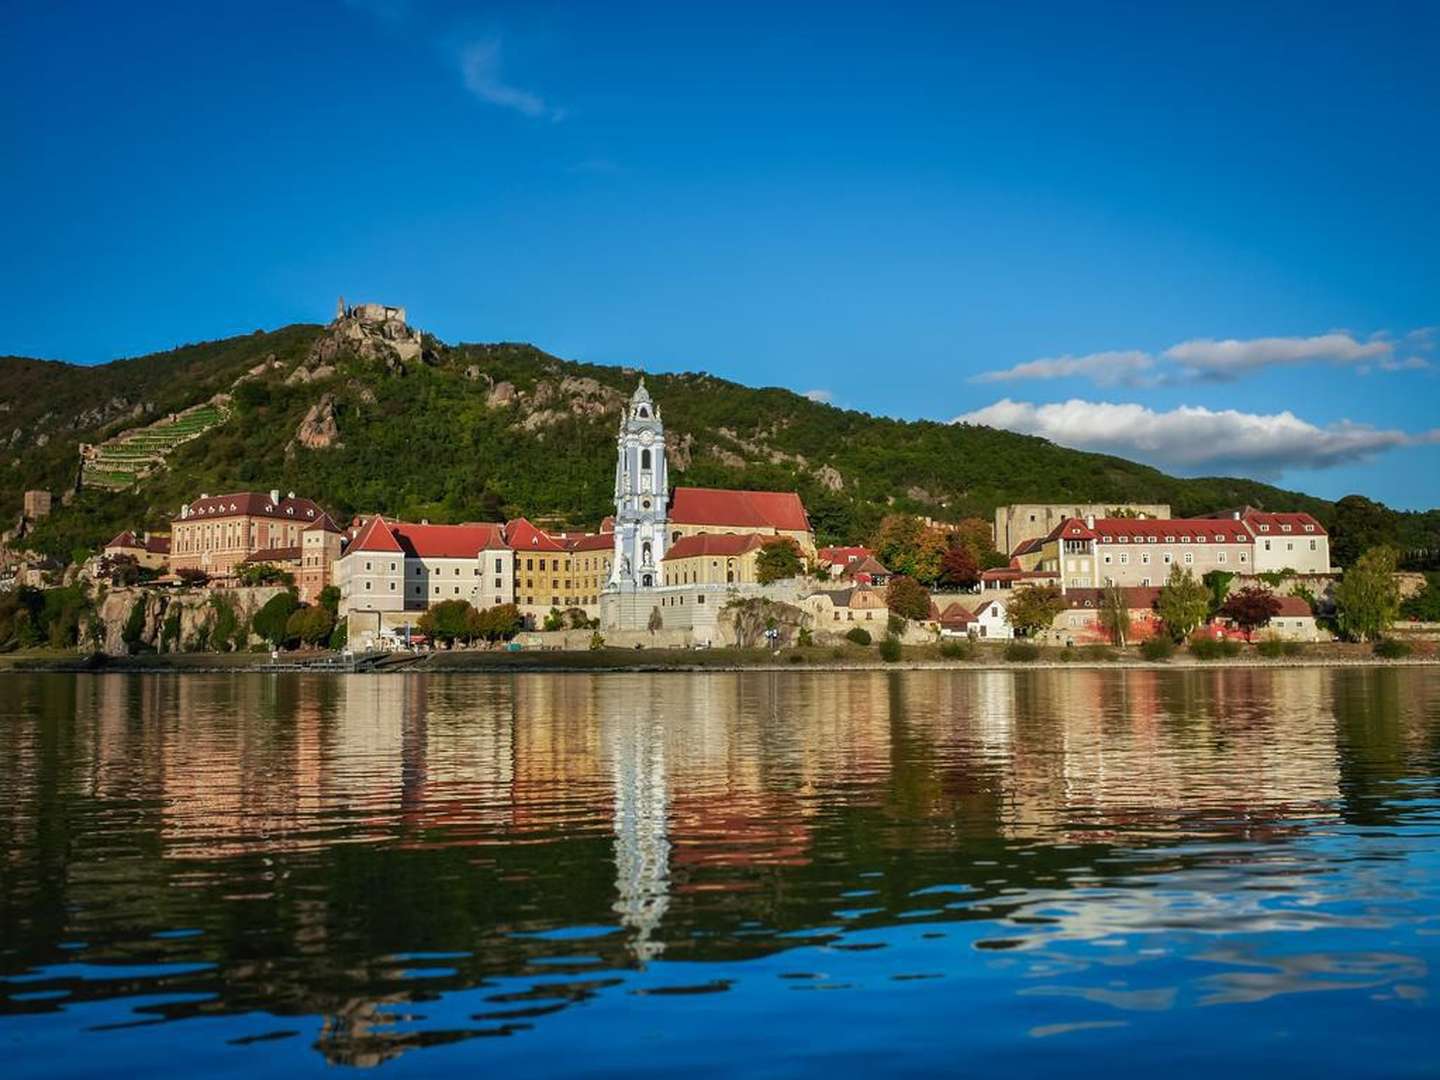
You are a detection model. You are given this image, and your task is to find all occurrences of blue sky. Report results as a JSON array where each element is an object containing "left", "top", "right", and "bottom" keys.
[{"left": 3, "top": 1, "right": 1437, "bottom": 508}]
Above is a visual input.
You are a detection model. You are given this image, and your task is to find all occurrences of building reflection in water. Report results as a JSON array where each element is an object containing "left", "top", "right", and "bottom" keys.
[{"left": 1, "top": 666, "right": 1434, "bottom": 1069}]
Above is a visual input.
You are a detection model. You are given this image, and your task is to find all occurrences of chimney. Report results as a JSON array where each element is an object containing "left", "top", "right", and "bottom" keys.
[
  {"left": 270, "top": 489, "right": 280, "bottom": 504},
  {"left": 1085, "top": 514, "right": 1095, "bottom": 528},
  {"left": 288, "top": 491, "right": 295, "bottom": 499}
]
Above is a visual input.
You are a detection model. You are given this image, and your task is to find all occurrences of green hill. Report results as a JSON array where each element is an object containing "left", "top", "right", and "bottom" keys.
[{"left": 2, "top": 318, "right": 1436, "bottom": 565}]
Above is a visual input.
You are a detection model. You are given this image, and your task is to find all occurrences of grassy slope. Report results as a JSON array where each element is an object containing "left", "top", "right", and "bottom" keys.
[{"left": 0, "top": 323, "right": 1398, "bottom": 560}]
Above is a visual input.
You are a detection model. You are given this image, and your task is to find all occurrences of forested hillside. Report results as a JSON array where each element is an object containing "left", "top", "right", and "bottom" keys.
[{"left": 3, "top": 318, "right": 1436, "bottom": 565}]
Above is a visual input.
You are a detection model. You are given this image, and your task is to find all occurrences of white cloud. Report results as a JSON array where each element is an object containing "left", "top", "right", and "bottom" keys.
[
  {"left": 971, "top": 350, "right": 1155, "bottom": 387},
  {"left": 802, "top": 389, "right": 833, "bottom": 403},
  {"left": 954, "top": 398, "right": 1440, "bottom": 475},
  {"left": 1162, "top": 332, "right": 1391, "bottom": 379},
  {"left": 459, "top": 40, "right": 564, "bottom": 121}
]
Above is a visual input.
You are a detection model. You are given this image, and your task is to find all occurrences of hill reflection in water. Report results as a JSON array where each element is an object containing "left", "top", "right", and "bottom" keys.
[{"left": 1, "top": 669, "right": 1437, "bottom": 1076}]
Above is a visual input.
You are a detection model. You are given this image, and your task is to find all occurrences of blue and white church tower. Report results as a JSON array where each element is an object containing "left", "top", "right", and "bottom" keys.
[{"left": 607, "top": 379, "right": 669, "bottom": 591}]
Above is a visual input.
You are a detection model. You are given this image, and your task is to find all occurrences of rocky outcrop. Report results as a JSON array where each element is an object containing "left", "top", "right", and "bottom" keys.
[
  {"left": 308, "top": 310, "right": 423, "bottom": 373},
  {"left": 669, "top": 432, "right": 694, "bottom": 471},
  {"left": 814, "top": 464, "right": 845, "bottom": 491},
  {"left": 286, "top": 362, "right": 335, "bottom": 385},
  {"left": 96, "top": 585, "right": 285, "bottom": 656},
  {"left": 487, "top": 380, "right": 516, "bottom": 407},
  {"left": 295, "top": 393, "right": 341, "bottom": 451}
]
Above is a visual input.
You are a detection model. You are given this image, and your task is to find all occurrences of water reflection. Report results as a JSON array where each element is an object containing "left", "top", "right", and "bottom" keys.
[{"left": 1, "top": 668, "right": 1438, "bottom": 1076}]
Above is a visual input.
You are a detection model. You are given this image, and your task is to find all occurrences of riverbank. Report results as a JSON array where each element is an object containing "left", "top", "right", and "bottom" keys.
[{"left": 2, "top": 641, "right": 1435, "bottom": 674}]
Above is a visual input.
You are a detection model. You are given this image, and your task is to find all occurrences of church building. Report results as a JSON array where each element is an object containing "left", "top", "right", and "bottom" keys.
[{"left": 599, "top": 380, "right": 815, "bottom": 634}]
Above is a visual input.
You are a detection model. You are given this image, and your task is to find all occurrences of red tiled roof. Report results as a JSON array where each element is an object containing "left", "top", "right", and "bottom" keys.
[
  {"left": 105, "top": 530, "right": 141, "bottom": 550},
  {"left": 173, "top": 491, "right": 326, "bottom": 524},
  {"left": 818, "top": 545, "right": 871, "bottom": 565},
  {"left": 670, "top": 487, "right": 810, "bottom": 532},
  {"left": 841, "top": 555, "right": 889, "bottom": 579},
  {"left": 304, "top": 512, "right": 343, "bottom": 534},
  {"left": 506, "top": 517, "right": 567, "bottom": 552},
  {"left": 144, "top": 535, "right": 171, "bottom": 555},
  {"left": 940, "top": 602, "right": 974, "bottom": 624},
  {"left": 663, "top": 533, "right": 764, "bottom": 560},
  {"left": 565, "top": 532, "right": 615, "bottom": 553},
  {"left": 392, "top": 522, "right": 507, "bottom": 559},
  {"left": 1061, "top": 587, "right": 1162, "bottom": 610},
  {"left": 348, "top": 515, "right": 404, "bottom": 554},
  {"left": 1011, "top": 536, "right": 1046, "bottom": 557},
  {"left": 1242, "top": 511, "right": 1327, "bottom": 537},
  {"left": 1047, "top": 516, "right": 1253, "bottom": 544},
  {"left": 1274, "top": 595, "right": 1313, "bottom": 617}
]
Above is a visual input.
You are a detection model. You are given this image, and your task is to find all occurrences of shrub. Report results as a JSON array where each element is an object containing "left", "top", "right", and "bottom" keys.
[
  {"left": 797, "top": 626, "right": 813, "bottom": 647},
  {"left": 1140, "top": 637, "right": 1174, "bottom": 661},
  {"left": 1083, "top": 645, "right": 1118, "bottom": 662},
  {"left": 1058, "top": 647, "right": 1077, "bottom": 662},
  {"left": 1190, "top": 636, "right": 1240, "bottom": 660},
  {"left": 1257, "top": 638, "right": 1302, "bottom": 659},
  {"left": 1374, "top": 638, "right": 1413, "bottom": 659},
  {"left": 878, "top": 636, "right": 903, "bottom": 662},
  {"left": 939, "top": 639, "right": 970, "bottom": 660},
  {"left": 830, "top": 646, "right": 846, "bottom": 659},
  {"left": 787, "top": 651, "right": 804, "bottom": 663},
  {"left": 845, "top": 627, "right": 872, "bottom": 646},
  {"left": 1004, "top": 641, "right": 1039, "bottom": 662},
  {"left": 252, "top": 591, "right": 300, "bottom": 649},
  {"left": 589, "top": 631, "right": 605, "bottom": 651}
]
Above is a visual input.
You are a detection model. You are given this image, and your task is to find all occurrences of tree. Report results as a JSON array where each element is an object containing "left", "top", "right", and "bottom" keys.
[
  {"left": 939, "top": 545, "right": 980, "bottom": 589},
  {"left": 252, "top": 591, "right": 300, "bottom": 648},
  {"left": 871, "top": 515, "right": 947, "bottom": 585},
  {"left": 470, "top": 603, "right": 522, "bottom": 641},
  {"left": 418, "top": 599, "right": 478, "bottom": 646},
  {"left": 104, "top": 554, "right": 142, "bottom": 587},
  {"left": 1158, "top": 566, "right": 1211, "bottom": 641},
  {"left": 1100, "top": 584, "right": 1131, "bottom": 646},
  {"left": 1220, "top": 586, "right": 1283, "bottom": 641},
  {"left": 647, "top": 606, "right": 663, "bottom": 633},
  {"left": 1004, "top": 583, "right": 1067, "bottom": 638},
  {"left": 1401, "top": 573, "right": 1440, "bottom": 622},
  {"left": 1202, "top": 570, "right": 1235, "bottom": 616},
  {"left": 543, "top": 607, "right": 566, "bottom": 631},
  {"left": 756, "top": 537, "right": 803, "bottom": 583},
  {"left": 1334, "top": 546, "right": 1402, "bottom": 641},
  {"left": 318, "top": 585, "right": 341, "bottom": 613},
  {"left": 885, "top": 575, "right": 931, "bottom": 621},
  {"left": 1332, "top": 495, "right": 1396, "bottom": 568},
  {"left": 286, "top": 604, "right": 335, "bottom": 647},
  {"left": 176, "top": 567, "right": 209, "bottom": 588},
  {"left": 237, "top": 562, "right": 294, "bottom": 588}
]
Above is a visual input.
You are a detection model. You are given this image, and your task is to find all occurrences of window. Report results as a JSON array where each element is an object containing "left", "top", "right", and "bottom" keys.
[
  {"left": 1183, "top": 553, "right": 1194, "bottom": 564},
  {"left": 1141, "top": 553, "right": 1151, "bottom": 565},
  {"left": 1239, "top": 553, "right": 1247, "bottom": 563},
  {"left": 389, "top": 582, "right": 396, "bottom": 591},
  {"left": 1163, "top": 553, "right": 1173, "bottom": 564},
  {"left": 641, "top": 449, "right": 651, "bottom": 469},
  {"left": 1218, "top": 552, "right": 1227, "bottom": 564},
  {"left": 1309, "top": 540, "right": 1317, "bottom": 551},
  {"left": 365, "top": 561, "right": 372, "bottom": 571},
  {"left": 365, "top": 581, "right": 372, "bottom": 590},
  {"left": 1119, "top": 552, "right": 1129, "bottom": 565}
]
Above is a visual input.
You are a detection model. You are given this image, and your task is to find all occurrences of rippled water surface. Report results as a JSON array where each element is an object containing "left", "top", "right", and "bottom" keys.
[{"left": 2, "top": 669, "right": 1438, "bottom": 1077}]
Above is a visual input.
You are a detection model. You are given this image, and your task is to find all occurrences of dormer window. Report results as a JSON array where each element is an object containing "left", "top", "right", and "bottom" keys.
[
  {"left": 1281, "top": 524, "right": 1292, "bottom": 532},
  {"left": 1164, "top": 535, "right": 1175, "bottom": 543},
  {"left": 1214, "top": 534, "right": 1224, "bottom": 542},
  {"left": 1259, "top": 524, "right": 1270, "bottom": 532},
  {"left": 1180, "top": 535, "right": 1190, "bottom": 543}
]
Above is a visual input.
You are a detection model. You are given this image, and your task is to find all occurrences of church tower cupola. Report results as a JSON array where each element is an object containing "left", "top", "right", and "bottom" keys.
[{"left": 607, "top": 379, "right": 669, "bottom": 590}]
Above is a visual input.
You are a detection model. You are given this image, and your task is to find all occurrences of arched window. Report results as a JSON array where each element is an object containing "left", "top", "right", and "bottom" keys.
[
  {"left": 642, "top": 540, "right": 652, "bottom": 564},
  {"left": 638, "top": 406, "right": 649, "bottom": 418},
  {"left": 641, "top": 449, "right": 651, "bottom": 470}
]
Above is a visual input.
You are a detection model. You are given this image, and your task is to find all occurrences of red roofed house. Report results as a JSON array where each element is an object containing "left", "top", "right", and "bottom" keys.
[
  {"left": 103, "top": 530, "right": 170, "bottom": 572},
  {"left": 1042, "top": 586, "right": 1164, "bottom": 645},
  {"left": 170, "top": 490, "right": 329, "bottom": 581},
  {"left": 1226, "top": 508, "right": 1330, "bottom": 575},
  {"left": 1020, "top": 515, "right": 1257, "bottom": 590},
  {"left": 938, "top": 602, "right": 976, "bottom": 637},
  {"left": 662, "top": 533, "right": 764, "bottom": 586},
  {"left": 841, "top": 554, "right": 891, "bottom": 587},
  {"left": 336, "top": 516, "right": 515, "bottom": 620},
  {"left": 668, "top": 486, "right": 816, "bottom": 556},
  {"left": 817, "top": 546, "right": 872, "bottom": 577}
]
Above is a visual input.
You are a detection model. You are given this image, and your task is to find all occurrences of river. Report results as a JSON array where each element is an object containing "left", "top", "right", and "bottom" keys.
[{"left": 1, "top": 669, "right": 1437, "bottom": 1077}]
